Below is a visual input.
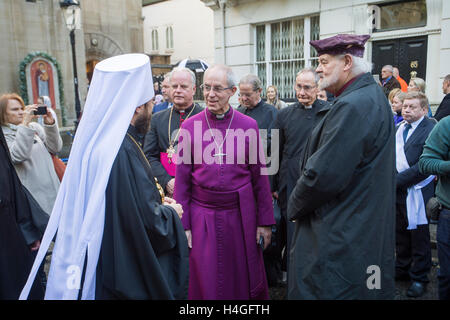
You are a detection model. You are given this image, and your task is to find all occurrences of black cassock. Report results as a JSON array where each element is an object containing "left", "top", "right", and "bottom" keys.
[
  {"left": 271, "top": 99, "right": 330, "bottom": 276},
  {"left": 272, "top": 99, "right": 331, "bottom": 210},
  {"left": 143, "top": 104, "right": 203, "bottom": 190},
  {"left": 0, "top": 128, "right": 44, "bottom": 300},
  {"left": 237, "top": 100, "right": 278, "bottom": 156},
  {"left": 95, "top": 125, "right": 189, "bottom": 300}
]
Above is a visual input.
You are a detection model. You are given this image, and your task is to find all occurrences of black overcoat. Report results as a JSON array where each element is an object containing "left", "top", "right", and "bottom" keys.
[
  {"left": 0, "top": 128, "right": 44, "bottom": 299},
  {"left": 95, "top": 126, "right": 189, "bottom": 300},
  {"left": 287, "top": 73, "right": 396, "bottom": 299}
]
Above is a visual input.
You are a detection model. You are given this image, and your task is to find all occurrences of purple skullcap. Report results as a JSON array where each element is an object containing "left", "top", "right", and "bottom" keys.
[{"left": 310, "top": 34, "right": 370, "bottom": 58}]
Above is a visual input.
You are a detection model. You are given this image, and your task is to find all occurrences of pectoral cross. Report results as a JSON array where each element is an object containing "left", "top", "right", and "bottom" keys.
[
  {"left": 213, "top": 146, "right": 226, "bottom": 165},
  {"left": 167, "top": 145, "right": 175, "bottom": 164}
]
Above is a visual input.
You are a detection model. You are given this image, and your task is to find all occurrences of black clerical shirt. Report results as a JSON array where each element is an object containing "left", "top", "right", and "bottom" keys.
[{"left": 143, "top": 103, "right": 203, "bottom": 189}]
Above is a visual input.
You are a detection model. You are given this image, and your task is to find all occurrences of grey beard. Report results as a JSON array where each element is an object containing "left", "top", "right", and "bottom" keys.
[{"left": 318, "top": 69, "right": 341, "bottom": 91}]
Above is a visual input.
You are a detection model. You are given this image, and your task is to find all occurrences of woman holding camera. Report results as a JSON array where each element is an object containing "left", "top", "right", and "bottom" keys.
[{"left": 0, "top": 93, "right": 62, "bottom": 216}]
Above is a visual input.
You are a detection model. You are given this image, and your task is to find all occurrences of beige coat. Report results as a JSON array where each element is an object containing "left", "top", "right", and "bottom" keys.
[{"left": 2, "top": 122, "right": 62, "bottom": 215}]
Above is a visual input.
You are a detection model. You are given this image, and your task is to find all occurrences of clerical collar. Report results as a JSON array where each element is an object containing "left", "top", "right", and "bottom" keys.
[
  {"left": 214, "top": 107, "right": 232, "bottom": 120},
  {"left": 174, "top": 103, "right": 195, "bottom": 115},
  {"left": 206, "top": 106, "right": 233, "bottom": 121}
]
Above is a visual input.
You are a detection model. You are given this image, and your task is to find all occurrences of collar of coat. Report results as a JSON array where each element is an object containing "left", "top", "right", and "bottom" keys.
[{"left": 333, "top": 72, "right": 377, "bottom": 100}]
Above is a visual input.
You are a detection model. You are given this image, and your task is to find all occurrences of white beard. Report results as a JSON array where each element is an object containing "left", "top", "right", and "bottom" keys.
[{"left": 318, "top": 66, "right": 341, "bottom": 91}]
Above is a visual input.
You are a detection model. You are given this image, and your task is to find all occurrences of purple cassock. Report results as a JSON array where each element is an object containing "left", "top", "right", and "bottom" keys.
[{"left": 173, "top": 107, "right": 275, "bottom": 300}]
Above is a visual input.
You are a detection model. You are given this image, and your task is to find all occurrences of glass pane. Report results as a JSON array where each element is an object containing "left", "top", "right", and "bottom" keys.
[
  {"left": 292, "top": 18, "right": 304, "bottom": 60},
  {"left": 310, "top": 15, "right": 320, "bottom": 58},
  {"left": 257, "top": 63, "right": 267, "bottom": 96},
  {"left": 271, "top": 23, "right": 281, "bottom": 61},
  {"left": 309, "top": 58, "right": 319, "bottom": 69},
  {"left": 376, "top": 0, "right": 426, "bottom": 32},
  {"left": 256, "top": 25, "right": 266, "bottom": 62},
  {"left": 272, "top": 60, "right": 304, "bottom": 100},
  {"left": 281, "top": 21, "right": 291, "bottom": 60}
]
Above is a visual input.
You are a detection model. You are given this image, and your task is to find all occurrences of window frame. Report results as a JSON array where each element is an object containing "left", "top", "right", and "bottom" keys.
[{"left": 254, "top": 15, "right": 320, "bottom": 101}]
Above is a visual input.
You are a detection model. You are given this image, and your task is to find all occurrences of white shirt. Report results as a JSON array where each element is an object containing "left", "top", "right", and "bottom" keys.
[{"left": 403, "top": 116, "right": 424, "bottom": 142}]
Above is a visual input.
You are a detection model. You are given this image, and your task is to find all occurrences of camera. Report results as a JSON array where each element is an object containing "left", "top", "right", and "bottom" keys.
[{"left": 34, "top": 105, "right": 48, "bottom": 115}]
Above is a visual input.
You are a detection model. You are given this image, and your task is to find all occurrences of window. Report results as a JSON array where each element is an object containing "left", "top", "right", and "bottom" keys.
[
  {"left": 152, "top": 29, "right": 159, "bottom": 51},
  {"left": 255, "top": 15, "right": 320, "bottom": 101},
  {"left": 373, "top": 0, "right": 427, "bottom": 32},
  {"left": 166, "top": 26, "right": 174, "bottom": 50}
]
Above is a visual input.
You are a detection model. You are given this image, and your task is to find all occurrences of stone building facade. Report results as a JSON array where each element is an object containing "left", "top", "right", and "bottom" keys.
[
  {"left": 203, "top": 0, "right": 449, "bottom": 108},
  {"left": 0, "top": 0, "right": 144, "bottom": 128}
]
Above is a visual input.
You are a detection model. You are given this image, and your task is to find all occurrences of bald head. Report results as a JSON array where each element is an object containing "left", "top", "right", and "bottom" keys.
[
  {"left": 205, "top": 64, "right": 237, "bottom": 88},
  {"left": 203, "top": 64, "right": 237, "bottom": 114},
  {"left": 393, "top": 67, "right": 400, "bottom": 78}
]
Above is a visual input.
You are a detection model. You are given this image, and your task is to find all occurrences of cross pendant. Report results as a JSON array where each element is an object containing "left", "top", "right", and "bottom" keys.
[
  {"left": 213, "top": 147, "right": 226, "bottom": 165},
  {"left": 167, "top": 145, "right": 175, "bottom": 164}
]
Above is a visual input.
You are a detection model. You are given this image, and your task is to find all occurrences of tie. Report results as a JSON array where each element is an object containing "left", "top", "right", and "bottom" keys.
[{"left": 403, "top": 123, "right": 412, "bottom": 143}]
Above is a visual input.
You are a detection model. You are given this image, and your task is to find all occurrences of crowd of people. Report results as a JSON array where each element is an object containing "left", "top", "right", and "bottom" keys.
[{"left": 1, "top": 33, "right": 450, "bottom": 301}]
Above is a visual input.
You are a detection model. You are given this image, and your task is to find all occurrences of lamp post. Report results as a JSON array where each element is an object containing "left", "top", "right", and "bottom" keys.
[{"left": 60, "top": 0, "right": 81, "bottom": 127}]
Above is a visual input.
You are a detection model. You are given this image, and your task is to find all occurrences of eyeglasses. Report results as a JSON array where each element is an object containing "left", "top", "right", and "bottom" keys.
[
  {"left": 295, "top": 84, "right": 316, "bottom": 92},
  {"left": 200, "top": 84, "right": 233, "bottom": 93}
]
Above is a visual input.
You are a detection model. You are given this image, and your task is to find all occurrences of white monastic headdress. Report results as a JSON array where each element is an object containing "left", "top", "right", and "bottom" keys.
[{"left": 20, "top": 53, "right": 154, "bottom": 300}]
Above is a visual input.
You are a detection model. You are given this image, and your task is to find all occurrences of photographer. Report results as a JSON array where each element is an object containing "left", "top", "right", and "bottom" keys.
[
  {"left": 0, "top": 93, "right": 62, "bottom": 216},
  {"left": 419, "top": 116, "right": 450, "bottom": 300}
]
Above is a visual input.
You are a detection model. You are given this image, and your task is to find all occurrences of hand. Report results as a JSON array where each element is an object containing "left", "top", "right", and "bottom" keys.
[
  {"left": 43, "top": 109, "right": 55, "bottom": 125},
  {"left": 272, "top": 192, "right": 278, "bottom": 200},
  {"left": 163, "top": 196, "right": 176, "bottom": 205},
  {"left": 166, "top": 178, "right": 175, "bottom": 196},
  {"left": 185, "top": 230, "right": 192, "bottom": 248},
  {"left": 22, "top": 104, "right": 38, "bottom": 127},
  {"left": 256, "top": 226, "right": 271, "bottom": 250},
  {"left": 166, "top": 201, "right": 183, "bottom": 219},
  {"left": 29, "top": 239, "right": 41, "bottom": 251}
]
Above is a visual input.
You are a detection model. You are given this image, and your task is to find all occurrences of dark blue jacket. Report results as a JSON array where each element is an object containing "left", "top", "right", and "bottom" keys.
[{"left": 396, "top": 117, "right": 436, "bottom": 205}]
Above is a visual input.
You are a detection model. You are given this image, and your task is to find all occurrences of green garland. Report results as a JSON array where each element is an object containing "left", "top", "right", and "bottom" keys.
[{"left": 19, "top": 52, "right": 67, "bottom": 126}]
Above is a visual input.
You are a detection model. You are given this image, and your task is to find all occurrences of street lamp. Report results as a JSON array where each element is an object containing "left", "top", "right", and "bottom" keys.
[{"left": 60, "top": 0, "right": 82, "bottom": 127}]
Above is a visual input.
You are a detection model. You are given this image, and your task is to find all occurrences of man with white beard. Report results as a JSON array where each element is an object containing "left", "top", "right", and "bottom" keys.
[{"left": 287, "top": 34, "right": 396, "bottom": 299}]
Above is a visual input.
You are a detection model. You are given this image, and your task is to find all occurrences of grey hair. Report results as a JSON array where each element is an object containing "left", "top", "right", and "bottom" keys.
[
  {"left": 445, "top": 74, "right": 450, "bottom": 83},
  {"left": 239, "top": 74, "right": 262, "bottom": 91},
  {"left": 410, "top": 77, "right": 426, "bottom": 93},
  {"left": 169, "top": 67, "right": 196, "bottom": 86},
  {"left": 335, "top": 54, "right": 372, "bottom": 74},
  {"left": 353, "top": 56, "right": 373, "bottom": 74},
  {"left": 163, "top": 71, "right": 172, "bottom": 80},
  {"left": 296, "top": 67, "right": 320, "bottom": 85},
  {"left": 382, "top": 64, "right": 394, "bottom": 73},
  {"left": 225, "top": 67, "right": 237, "bottom": 88},
  {"left": 205, "top": 64, "right": 237, "bottom": 88}
]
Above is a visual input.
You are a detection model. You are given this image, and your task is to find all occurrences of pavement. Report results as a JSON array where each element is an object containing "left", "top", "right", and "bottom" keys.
[{"left": 269, "top": 223, "right": 440, "bottom": 300}]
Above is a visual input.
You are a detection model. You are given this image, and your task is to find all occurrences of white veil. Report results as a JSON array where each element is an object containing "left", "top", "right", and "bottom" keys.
[{"left": 20, "top": 53, "right": 154, "bottom": 300}]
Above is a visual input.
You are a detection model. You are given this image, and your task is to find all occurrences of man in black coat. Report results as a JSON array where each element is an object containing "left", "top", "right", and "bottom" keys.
[
  {"left": 381, "top": 65, "right": 401, "bottom": 98},
  {"left": 96, "top": 100, "right": 189, "bottom": 299},
  {"left": 236, "top": 74, "right": 279, "bottom": 285},
  {"left": 288, "top": 34, "right": 396, "bottom": 299},
  {"left": 237, "top": 74, "right": 278, "bottom": 157},
  {"left": 395, "top": 91, "right": 436, "bottom": 298},
  {"left": 272, "top": 68, "right": 330, "bottom": 284},
  {"left": 434, "top": 74, "right": 450, "bottom": 121},
  {"left": 1, "top": 127, "right": 44, "bottom": 299},
  {"left": 144, "top": 67, "right": 203, "bottom": 197}
]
